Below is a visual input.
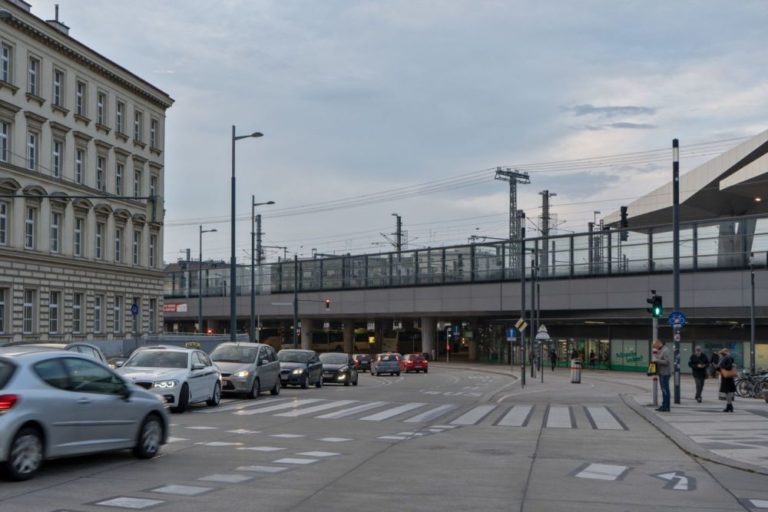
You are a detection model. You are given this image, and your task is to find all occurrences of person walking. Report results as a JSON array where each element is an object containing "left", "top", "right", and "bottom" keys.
[
  {"left": 653, "top": 339, "right": 672, "bottom": 411},
  {"left": 717, "top": 348, "right": 737, "bottom": 412},
  {"left": 549, "top": 349, "right": 558, "bottom": 371},
  {"left": 688, "top": 346, "right": 709, "bottom": 403}
]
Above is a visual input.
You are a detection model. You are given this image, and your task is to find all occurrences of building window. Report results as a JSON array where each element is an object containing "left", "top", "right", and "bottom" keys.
[
  {"left": 149, "top": 298, "right": 157, "bottom": 333},
  {"left": 75, "top": 80, "right": 86, "bottom": 116},
  {"left": 95, "top": 221, "right": 104, "bottom": 259},
  {"left": 49, "top": 291, "right": 60, "bottom": 334},
  {"left": 0, "top": 201, "right": 7, "bottom": 246},
  {"left": 96, "top": 91, "right": 106, "bottom": 125},
  {"left": 116, "top": 163, "right": 123, "bottom": 195},
  {"left": 0, "top": 121, "right": 8, "bottom": 162},
  {"left": 23, "top": 289, "right": 35, "bottom": 334},
  {"left": 133, "top": 110, "right": 143, "bottom": 142},
  {"left": 27, "top": 131, "right": 38, "bottom": 170},
  {"left": 116, "top": 100, "right": 125, "bottom": 133},
  {"left": 74, "top": 217, "right": 84, "bottom": 257},
  {"left": 96, "top": 156, "right": 105, "bottom": 191},
  {"left": 50, "top": 212, "right": 60, "bottom": 253},
  {"left": 134, "top": 170, "right": 142, "bottom": 198},
  {"left": 94, "top": 295, "right": 103, "bottom": 333},
  {"left": 52, "top": 139, "right": 63, "bottom": 177},
  {"left": 52, "top": 69, "right": 63, "bottom": 106},
  {"left": 113, "top": 295, "right": 122, "bottom": 333},
  {"left": 0, "top": 288, "right": 5, "bottom": 334},
  {"left": 150, "top": 175, "right": 158, "bottom": 197},
  {"left": 75, "top": 148, "right": 84, "bottom": 184},
  {"left": 1, "top": 43, "right": 12, "bottom": 83},
  {"left": 115, "top": 227, "right": 122, "bottom": 263},
  {"left": 72, "top": 293, "right": 83, "bottom": 334},
  {"left": 132, "top": 230, "right": 140, "bottom": 265},
  {"left": 149, "top": 234, "right": 157, "bottom": 268},
  {"left": 24, "top": 206, "right": 35, "bottom": 249},
  {"left": 27, "top": 56, "right": 39, "bottom": 96},
  {"left": 150, "top": 119, "right": 158, "bottom": 148}
]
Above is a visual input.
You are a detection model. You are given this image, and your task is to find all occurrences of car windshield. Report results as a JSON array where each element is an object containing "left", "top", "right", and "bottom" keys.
[
  {"left": 278, "top": 351, "right": 312, "bottom": 363},
  {"left": 210, "top": 345, "right": 258, "bottom": 364},
  {"left": 0, "top": 360, "right": 15, "bottom": 388},
  {"left": 320, "top": 353, "right": 349, "bottom": 364},
  {"left": 124, "top": 350, "right": 188, "bottom": 369},
  {"left": 380, "top": 354, "right": 398, "bottom": 362}
]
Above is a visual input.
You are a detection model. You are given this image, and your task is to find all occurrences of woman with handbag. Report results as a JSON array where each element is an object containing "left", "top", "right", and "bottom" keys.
[{"left": 717, "top": 348, "right": 737, "bottom": 412}]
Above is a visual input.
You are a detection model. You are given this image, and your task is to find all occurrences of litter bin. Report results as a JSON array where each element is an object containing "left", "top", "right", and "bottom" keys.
[{"left": 570, "top": 359, "right": 582, "bottom": 384}]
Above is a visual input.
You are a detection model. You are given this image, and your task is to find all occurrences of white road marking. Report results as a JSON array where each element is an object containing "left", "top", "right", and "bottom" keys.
[
  {"left": 185, "top": 426, "right": 218, "bottom": 430},
  {"left": 316, "top": 401, "right": 389, "bottom": 419},
  {"left": 378, "top": 435, "right": 408, "bottom": 440},
  {"left": 226, "top": 429, "right": 261, "bottom": 434},
  {"left": 274, "top": 400, "right": 357, "bottom": 418},
  {"left": 297, "top": 451, "right": 340, "bottom": 457},
  {"left": 198, "top": 473, "right": 253, "bottom": 483},
  {"left": 546, "top": 406, "right": 573, "bottom": 428},
  {"left": 237, "top": 465, "right": 288, "bottom": 473},
  {"left": 166, "top": 436, "right": 189, "bottom": 443},
  {"left": 96, "top": 497, "right": 165, "bottom": 509},
  {"left": 273, "top": 457, "right": 318, "bottom": 465},
  {"left": 497, "top": 405, "right": 533, "bottom": 427},
  {"left": 235, "top": 398, "right": 324, "bottom": 416},
  {"left": 575, "top": 463, "right": 628, "bottom": 481},
  {"left": 450, "top": 405, "right": 497, "bottom": 425},
  {"left": 749, "top": 499, "right": 768, "bottom": 508},
  {"left": 270, "top": 433, "right": 305, "bottom": 439},
  {"left": 196, "top": 397, "right": 284, "bottom": 414},
  {"left": 585, "top": 406, "right": 624, "bottom": 430},
  {"left": 319, "top": 437, "right": 353, "bottom": 443},
  {"left": 237, "top": 446, "right": 285, "bottom": 452},
  {"left": 431, "top": 425, "right": 458, "bottom": 429},
  {"left": 195, "top": 441, "right": 243, "bottom": 447},
  {"left": 405, "top": 404, "right": 458, "bottom": 423},
  {"left": 360, "top": 403, "right": 427, "bottom": 421},
  {"left": 150, "top": 484, "right": 213, "bottom": 496}
]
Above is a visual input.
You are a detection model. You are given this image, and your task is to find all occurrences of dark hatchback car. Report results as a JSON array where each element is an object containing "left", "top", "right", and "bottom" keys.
[
  {"left": 353, "top": 354, "right": 371, "bottom": 372},
  {"left": 277, "top": 349, "right": 323, "bottom": 389},
  {"left": 319, "top": 353, "right": 359, "bottom": 386}
]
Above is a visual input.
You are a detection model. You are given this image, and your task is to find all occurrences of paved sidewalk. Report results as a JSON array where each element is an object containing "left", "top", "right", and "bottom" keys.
[{"left": 625, "top": 378, "right": 768, "bottom": 474}]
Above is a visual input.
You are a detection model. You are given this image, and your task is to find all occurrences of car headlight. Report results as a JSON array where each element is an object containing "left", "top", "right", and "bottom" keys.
[
  {"left": 154, "top": 379, "right": 178, "bottom": 389},
  {"left": 292, "top": 368, "right": 304, "bottom": 375},
  {"left": 235, "top": 370, "right": 250, "bottom": 378},
  {"left": 337, "top": 373, "right": 347, "bottom": 380}
]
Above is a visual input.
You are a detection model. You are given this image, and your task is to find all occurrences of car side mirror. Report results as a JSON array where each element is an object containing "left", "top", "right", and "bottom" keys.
[
  {"left": 119, "top": 384, "right": 132, "bottom": 400},
  {"left": 115, "top": 360, "right": 125, "bottom": 368},
  {"left": 192, "top": 363, "right": 205, "bottom": 370}
]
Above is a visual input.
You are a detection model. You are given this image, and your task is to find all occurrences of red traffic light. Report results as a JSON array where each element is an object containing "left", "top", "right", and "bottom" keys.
[{"left": 325, "top": 298, "right": 331, "bottom": 310}]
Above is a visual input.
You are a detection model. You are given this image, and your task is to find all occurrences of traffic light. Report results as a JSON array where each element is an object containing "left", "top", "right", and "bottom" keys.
[
  {"left": 324, "top": 298, "right": 331, "bottom": 310},
  {"left": 619, "top": 206, "right": 628, "bottom": 242},
  {"left": 646, "top": 294, "right": 663, "bottom": 318}
]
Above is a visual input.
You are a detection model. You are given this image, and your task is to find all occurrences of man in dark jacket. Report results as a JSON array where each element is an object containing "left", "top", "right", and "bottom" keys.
[{"left": 688, "top": 346, "right": 709, "bottom": 403}]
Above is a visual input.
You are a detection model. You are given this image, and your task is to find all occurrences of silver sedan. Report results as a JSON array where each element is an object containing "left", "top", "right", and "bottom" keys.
[{"left": 0, "top": 347, "right": 170, "bottom": 481}]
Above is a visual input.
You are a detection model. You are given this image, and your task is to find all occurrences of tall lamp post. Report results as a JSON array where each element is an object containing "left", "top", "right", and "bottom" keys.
[
  {"left": 198, "top": 225, "right": 217, "bottom": 334},
  {"left": 250, "top": 197, "right": 275, "bottom": 342},
  {"left": 230, "top": 126, "right": 263, "bottom": 341}
]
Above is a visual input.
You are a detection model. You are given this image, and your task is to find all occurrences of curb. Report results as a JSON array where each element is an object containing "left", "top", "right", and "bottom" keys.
[
  {"left": 432, "top": 363, "right": 519, "bottom": 381},
  {"left": 621, "top": 393, "right": 768, "bottom": 476}
]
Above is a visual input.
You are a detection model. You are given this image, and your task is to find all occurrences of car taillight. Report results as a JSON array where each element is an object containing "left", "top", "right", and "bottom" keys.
[{"left": 0, "top": 394, "right": 19, "bottom": 411}]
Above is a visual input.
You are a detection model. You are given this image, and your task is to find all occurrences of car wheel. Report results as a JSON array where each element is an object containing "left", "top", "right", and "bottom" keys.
[
  {"left": 270, "top": 378, "right": 281, "bottom": 396},
  {"left": 301, "top": 374, "right": 309, "bottom": 389},
  {"left": 344, "top": 377, "right": 350, "bottom": 387},
  {"left": 171, "top": 383, "right": 190, "bottom": 413},
  {"left": 3, "top": 427, "right": 43, "bottom": 481},
  {"left": 133, "top": 414, "right": 163, "bottom": 459},
  {"left": 396, "top": 372, "right": 401, "bottom": 376},
  {"left": 316, "top": 376, "right": 323, "bottom": 388},
  {"left": 206, "top": 381, "right": 221, "bottom": 407},
  {"left": 248, "top": 378, "right": 261, "bottom": 400},
  {"left": 424, "top": 369, "right": 428, "bottom": 373}
]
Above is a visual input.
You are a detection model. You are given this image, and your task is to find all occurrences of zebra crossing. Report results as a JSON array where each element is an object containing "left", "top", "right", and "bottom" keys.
[{"left": 196, "top": 398, "right": 630, "bottom": 431}]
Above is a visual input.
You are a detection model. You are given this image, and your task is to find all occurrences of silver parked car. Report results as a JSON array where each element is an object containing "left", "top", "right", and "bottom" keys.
[
  {"left": 0, "top": 347, "right": 170, "bottom": 481},
  {"left": 209, "top": 342, "right": 281, "bottom": 398}
]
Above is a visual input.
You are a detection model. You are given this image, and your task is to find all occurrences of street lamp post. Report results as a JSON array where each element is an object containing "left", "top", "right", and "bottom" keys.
[
  {"left": 230, "top": 125, "right": 263, "bottom": 341},
  {"left": 198, "top": 225, "right": 217, "bottom": 334},
  {"left": 250, "top": 197, "right": 275, "bottom": 342}
]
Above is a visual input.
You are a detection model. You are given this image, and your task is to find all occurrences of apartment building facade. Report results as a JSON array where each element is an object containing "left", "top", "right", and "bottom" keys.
[{"left": 0, "top": 0, "right": 173, "bottom": 342}]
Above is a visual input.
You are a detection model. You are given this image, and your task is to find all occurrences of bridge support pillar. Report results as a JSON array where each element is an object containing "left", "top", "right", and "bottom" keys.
[
  {"left": 343, "top": 320, "right": 355, "bottom": 354},
  {"left": 300, "top": 318, "right": 314, "bottom": 349},
  {"left": 421, "top": 317, "right": 436, "bottom": 360}
]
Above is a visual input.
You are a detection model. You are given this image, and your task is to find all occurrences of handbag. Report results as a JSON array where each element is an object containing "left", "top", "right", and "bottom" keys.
[
  {"left": 720, "top": 366, "right": 738, "bottom": 378},
  {"left": 646, "top": 361, "right": 657, "bottom": 376}
]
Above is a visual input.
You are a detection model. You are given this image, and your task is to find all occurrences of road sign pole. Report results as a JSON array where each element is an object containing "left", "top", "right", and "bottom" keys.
[
  {"left": 652, "top": 316, "right": 659, "bottom": 407},
  {"left": 672, "top": 138, "right": 681, "bottom": 405}
]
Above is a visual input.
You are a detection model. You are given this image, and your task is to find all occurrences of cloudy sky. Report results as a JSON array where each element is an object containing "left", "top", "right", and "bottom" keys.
[{"left": 31, "top": 0, "right": 768, "bottom": 263}]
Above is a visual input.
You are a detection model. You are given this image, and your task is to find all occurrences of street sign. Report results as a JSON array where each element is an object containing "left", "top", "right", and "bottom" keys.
[
  {"left": 667, "top": 310, "right": 686, "bottom": 327},
  {"left": 506, "top": 328, "right": 517, "bottom": 342},
  {"left": 515, "top": 318, "right": 528, "bottom": 332},
  {"left": 535, "top": 324, "right": 550, "bottom": 341},
  {"left": 130, "top": 303, "right": 139, "bottom": 317}
]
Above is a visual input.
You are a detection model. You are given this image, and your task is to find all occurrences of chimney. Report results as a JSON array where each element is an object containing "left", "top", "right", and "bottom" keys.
[{"left": 46, "top": 4, "right": 69, "bottom": 35}]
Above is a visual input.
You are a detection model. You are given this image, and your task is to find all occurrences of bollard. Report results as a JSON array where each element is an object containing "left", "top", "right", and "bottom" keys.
[{"left": 570, "top": 359, "right": 582, "bottom": 384}]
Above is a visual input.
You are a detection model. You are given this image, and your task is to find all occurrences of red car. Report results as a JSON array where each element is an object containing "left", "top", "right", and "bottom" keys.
[{"left": 403, "top": 353, "right": 429, "bottom": 373}]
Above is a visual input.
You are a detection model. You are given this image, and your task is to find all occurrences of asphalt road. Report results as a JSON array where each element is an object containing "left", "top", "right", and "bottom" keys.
[{"left": 0, "top": 364, "right": 765, "bottom": 511}]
